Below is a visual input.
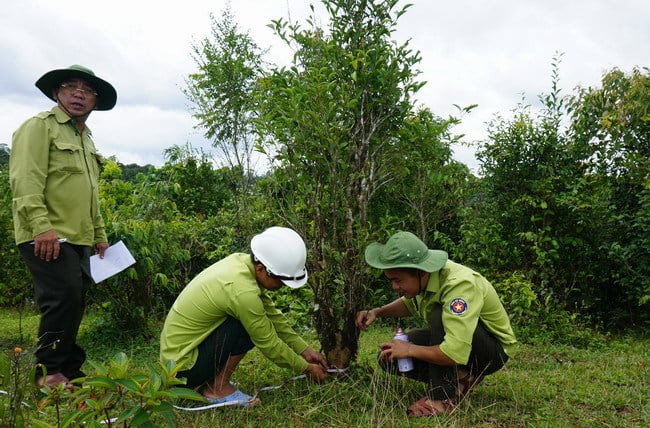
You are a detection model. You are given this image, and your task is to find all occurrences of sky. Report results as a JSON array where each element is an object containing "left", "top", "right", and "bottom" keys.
[{"left": 1, "top": 0, "right": 647, "bottom": 173}]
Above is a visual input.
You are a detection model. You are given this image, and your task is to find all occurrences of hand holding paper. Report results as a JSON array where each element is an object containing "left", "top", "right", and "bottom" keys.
[{"left": 90, "top": 240, "right": 136, "bottom": 283}]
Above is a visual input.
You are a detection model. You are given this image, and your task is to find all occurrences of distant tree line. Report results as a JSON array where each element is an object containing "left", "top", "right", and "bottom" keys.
[{"left": 0, "top": 143, "right": 9, "bottom": 167}]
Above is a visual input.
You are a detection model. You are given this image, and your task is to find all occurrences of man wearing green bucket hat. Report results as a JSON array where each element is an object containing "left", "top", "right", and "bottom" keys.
[
  {"left": 356, "top": 231, "right": 516, "bottom": 417},
  {"left": 9, "top": 65, "right": 117, "bottom": 389}
]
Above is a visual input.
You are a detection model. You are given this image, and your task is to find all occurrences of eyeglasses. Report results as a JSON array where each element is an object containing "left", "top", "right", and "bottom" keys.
[{"left": 59, "top": 83, "right": 98, "bottom": 97}]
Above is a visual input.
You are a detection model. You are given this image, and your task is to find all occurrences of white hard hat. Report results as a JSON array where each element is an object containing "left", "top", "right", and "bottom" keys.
[{"left": 250, "top": 227, "right": 309, "bottom": 288}]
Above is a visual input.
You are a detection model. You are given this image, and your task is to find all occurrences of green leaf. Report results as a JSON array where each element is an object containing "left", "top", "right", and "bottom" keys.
[
  {"left": 150, "top": 401, "right": 173, "bottom": 413},
  {"left": 131, "top": 408, "right": 151, "bottom": 426},
  {"left": 83, "top": 376, "right": 115, "bottom": 389},
  {"left": 116, "top": 406, "right": 141, "bottom": 423},
  {"left": 114, "top": 378, "right": 140, "bottom": 393},
  {"left": 160, "top": 410, "right": 178, "bottom": 428},
  {"left": 161, "top": 387, "right": 205, "bottom": 401},
  {"left": 0, "top": 353, "right": 10, "bottom": 387},
  {"left": 60, "top": 410, "right": 82, "bottom": 427}
]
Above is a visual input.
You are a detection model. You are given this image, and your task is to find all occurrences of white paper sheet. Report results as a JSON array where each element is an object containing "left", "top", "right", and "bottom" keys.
[{"left": 90, "top": 240, "right": 136, "bottom": 283}]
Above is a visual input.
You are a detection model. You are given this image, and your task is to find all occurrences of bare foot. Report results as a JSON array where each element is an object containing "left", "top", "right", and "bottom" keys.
[
  {"left": 202, "top": 382, "right": 236, "bottom": 400},
  {"left": 35, "top": 373, "right": 72, "bottom": 390},
  {"left": 456, "top": 371, "right": 483, "bottom": 400},
  {"left": 407, "top": 397, "right": 455, "bottom": 417}
]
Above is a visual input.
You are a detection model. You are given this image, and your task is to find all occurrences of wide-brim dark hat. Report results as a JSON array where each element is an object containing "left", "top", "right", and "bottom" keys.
[
  {"left": 365, "top": 231, "right": 448, "bottom": 272},
  {"left": 35, "top": 64, "right": 117, "bottom": 111}
]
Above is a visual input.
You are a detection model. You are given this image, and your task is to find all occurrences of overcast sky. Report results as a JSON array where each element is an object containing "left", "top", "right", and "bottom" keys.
[{"left": 1, "top": 0, "right": 647, "bottom": 172}]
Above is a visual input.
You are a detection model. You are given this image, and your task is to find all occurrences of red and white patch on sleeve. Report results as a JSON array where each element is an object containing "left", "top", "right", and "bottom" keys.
[{"left": 449, "top": 298, "right": 468, "bottom": 315}]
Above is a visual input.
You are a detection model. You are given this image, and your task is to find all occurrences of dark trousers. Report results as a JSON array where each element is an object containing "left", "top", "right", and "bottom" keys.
[
  {"left": 380, "top": 304, "right": 509, "bottom": 400},
  {"left": 178, "top": 316, "right": 255, "bottom": 388},
  {"left": 19, "top": 242, "right": 91, "bottom": 380}
]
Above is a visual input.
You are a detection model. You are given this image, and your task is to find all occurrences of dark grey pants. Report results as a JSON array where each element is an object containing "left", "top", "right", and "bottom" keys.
[
  {"left": 19, "top": 242, "right": 91, "bottom": 380},
  {"left": 380, "top": 304, "right": 509, "bottom": 400},
  {"left": 178, "top": 316, "right": 255, "bottom": 388}
]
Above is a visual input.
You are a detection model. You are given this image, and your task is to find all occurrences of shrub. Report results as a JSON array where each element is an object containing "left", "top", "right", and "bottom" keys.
[{"left": 32, "top": 352, "right": 203, "bottom": 427}]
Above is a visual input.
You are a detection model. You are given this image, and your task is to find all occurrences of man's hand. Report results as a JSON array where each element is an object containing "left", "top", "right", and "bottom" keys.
[
  {"left": 304, "top": 363, "right": 329, "bottom": 382},
  {"left": 301, "top": 347, "right": 329, "bottom": 370},
  {"left": 95, "top": 242, "right": 109, "bottom": 259},
  {"left": 378, "top": 340, "right": 412, "bottom": 362},
  {"left": 33, "top": 229, "right": 61, "bottom": 261},
  {"left": 379, "top": 341, "right": 457, "bottom": 366},
  {"left": 355, "top": 309, "right": 377, "bottom": 330}
]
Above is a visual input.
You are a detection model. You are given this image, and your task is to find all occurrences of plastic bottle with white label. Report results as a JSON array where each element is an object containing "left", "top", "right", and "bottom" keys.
[{"left": 393, "top": 327, "right": 414, "bottom": 372}]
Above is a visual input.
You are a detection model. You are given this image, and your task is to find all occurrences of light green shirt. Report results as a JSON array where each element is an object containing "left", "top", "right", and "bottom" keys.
[
  {"left": 402, "top": 260, "right": 517, "bottom": 365},
  {"left": 10, "top": 107, "right": 106, "bottom": 245},
  {"left": 160, "top": 253, "right": 310, "bottom": 373}
]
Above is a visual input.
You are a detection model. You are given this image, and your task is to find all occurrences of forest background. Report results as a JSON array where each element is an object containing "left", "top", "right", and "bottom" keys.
[{"left": 0, "top": 0, "right": 647, "bottom": 425}]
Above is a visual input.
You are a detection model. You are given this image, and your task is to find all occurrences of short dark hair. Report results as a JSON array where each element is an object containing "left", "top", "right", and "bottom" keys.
[
  {"left": 250, "top": 253, "right": 261, "bottom": 265},
  {"left": 391, "top": 267, "right": 424, "bottom": 277}
]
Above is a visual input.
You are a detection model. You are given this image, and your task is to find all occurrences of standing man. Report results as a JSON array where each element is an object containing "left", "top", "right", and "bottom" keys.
[
  {"left": 356, "top": 231, "right": 517, "bottom": 417},
  {"left": 10, "top": 65, "right": 117, "bottom": 388},
  {"left": 160, "top": 227, "right": 329, "bottom": 407}
]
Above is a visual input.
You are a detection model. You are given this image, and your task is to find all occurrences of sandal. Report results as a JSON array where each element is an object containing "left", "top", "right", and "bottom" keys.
[
  {"left": 456, "top": 372, "right": 483, "bottom": 400},
  {"left": 204, "top": 389, "right": 259, "bottom": 408},
  {"left": 407, "top": 397, "right": 455, "bottom": 417}
]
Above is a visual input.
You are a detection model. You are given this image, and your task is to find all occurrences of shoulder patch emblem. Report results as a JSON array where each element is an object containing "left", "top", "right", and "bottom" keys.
[{"left": 449, "top": 298, "right": 468, "bottom": 315}]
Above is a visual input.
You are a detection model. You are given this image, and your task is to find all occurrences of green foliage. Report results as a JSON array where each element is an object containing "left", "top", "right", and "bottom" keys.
[
  {"left": 95, "top": 158, "right": 239, "bottom": 333},
  {"left": 0, "top": 144, "right": 9, "bottom": 168},
  {"left": 491, "top": 271, "right": 603, "bottom": 348},
  {"left": 93, "top": 149, "right": 275, "bottom": 333},
  {"left": 269, "top": 285, "right": 315, "bottom": 329},
  {"left": 0, "top": 166, "right": 32, "bottom": 309},
  {"left": 32, "top": 353, "right": 203, "bottom": 427},
  {"left": 158, "top": 144, "right": 237, "bottom": 217},
  {"left": 568, "top": 66, "right": 650, "bottom": 323},
  {"left": 184, "top": 7, "right": 263, "bottom": 191},
  {"left": 463, "top": 59, "right": 650, "bottom": 328},
  {"left": 2, "top": 311, "right": 649, "bottom": 427},
  {"left": 256, "top": 0, "right": 431, "bottom": 364},
  {"left": 456, "top": 198, "right": 516, "bottom": 278},
  {"left": 493, "top": 272, "right": 537, "bottom": 321},
  {"left": 371, "top": 108, "right": 473, "bottom": 250},
  {"left": 0, "top": 1, "right": 646, "bottom": 393},
  {"left": 118, "top": 162, "right": 154, "bottom": 182},
  {"left": 0, "top": 347, "right": 36, "bottom": 427}
]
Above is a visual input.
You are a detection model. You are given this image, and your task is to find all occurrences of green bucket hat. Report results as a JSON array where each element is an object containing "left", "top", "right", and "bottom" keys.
[
  {"left": 35, "top": 64, "right": 117, "bottom": 111},
  {"left": 365, "top": 231, "right": 448, "bottom": 272}
]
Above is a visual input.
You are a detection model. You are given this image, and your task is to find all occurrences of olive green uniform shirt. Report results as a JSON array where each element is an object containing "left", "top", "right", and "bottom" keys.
[
  {"left": 402, "top": 260, "right": 517, "bottom": 365},
  {"left": 10, "top": 106, "right": 106, "bottom": 245},
  {"left": 160, "top": 253, "right": 310, "bottom": 373}
]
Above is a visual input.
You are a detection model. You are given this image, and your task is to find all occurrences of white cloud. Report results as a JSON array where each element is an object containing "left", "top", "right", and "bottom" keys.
[
  {"left": 90, "top": 105, "right": 212, "bottom": 166},
  {"left": 1, "top": 0, "right": 648, "bottom": 171}
]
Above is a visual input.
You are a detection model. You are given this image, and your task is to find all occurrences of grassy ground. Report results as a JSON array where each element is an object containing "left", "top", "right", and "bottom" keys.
[{"left": 1, "top": 308, "right": 648, "bottom": 427}]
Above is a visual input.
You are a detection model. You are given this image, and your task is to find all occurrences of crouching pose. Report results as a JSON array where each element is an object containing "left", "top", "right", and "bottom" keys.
[
  {"left": 356, "top": 231, "right": 516, "bottom": 417},
  {"left": 160, "top": 227, "right": 328, "bottom": 407}
]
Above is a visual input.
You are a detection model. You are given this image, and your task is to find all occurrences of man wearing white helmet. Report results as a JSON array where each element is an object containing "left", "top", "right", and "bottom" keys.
[{"left": 160, "top": 227, "right": 329, "bottom": 407}]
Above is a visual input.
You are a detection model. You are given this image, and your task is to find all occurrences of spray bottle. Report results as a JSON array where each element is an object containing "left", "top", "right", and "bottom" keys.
[{"left": 393, "top": 327, "right": 414, "bottom": 372}]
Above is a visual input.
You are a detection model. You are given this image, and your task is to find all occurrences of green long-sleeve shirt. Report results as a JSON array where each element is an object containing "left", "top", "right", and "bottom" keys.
[
  {"left": 402, "top": 260, "right": 517, "bottom": 365},
  {"left": 160, "top": 253, "right": 310, "bottom": 373},
  {"left": 10, "top": 106, "right": 106, "bottom": 245}
]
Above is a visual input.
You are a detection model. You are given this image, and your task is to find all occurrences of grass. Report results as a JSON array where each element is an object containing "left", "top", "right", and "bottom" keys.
[{"left": 1, "top": 307, "right": 648, "bottom": 427}]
